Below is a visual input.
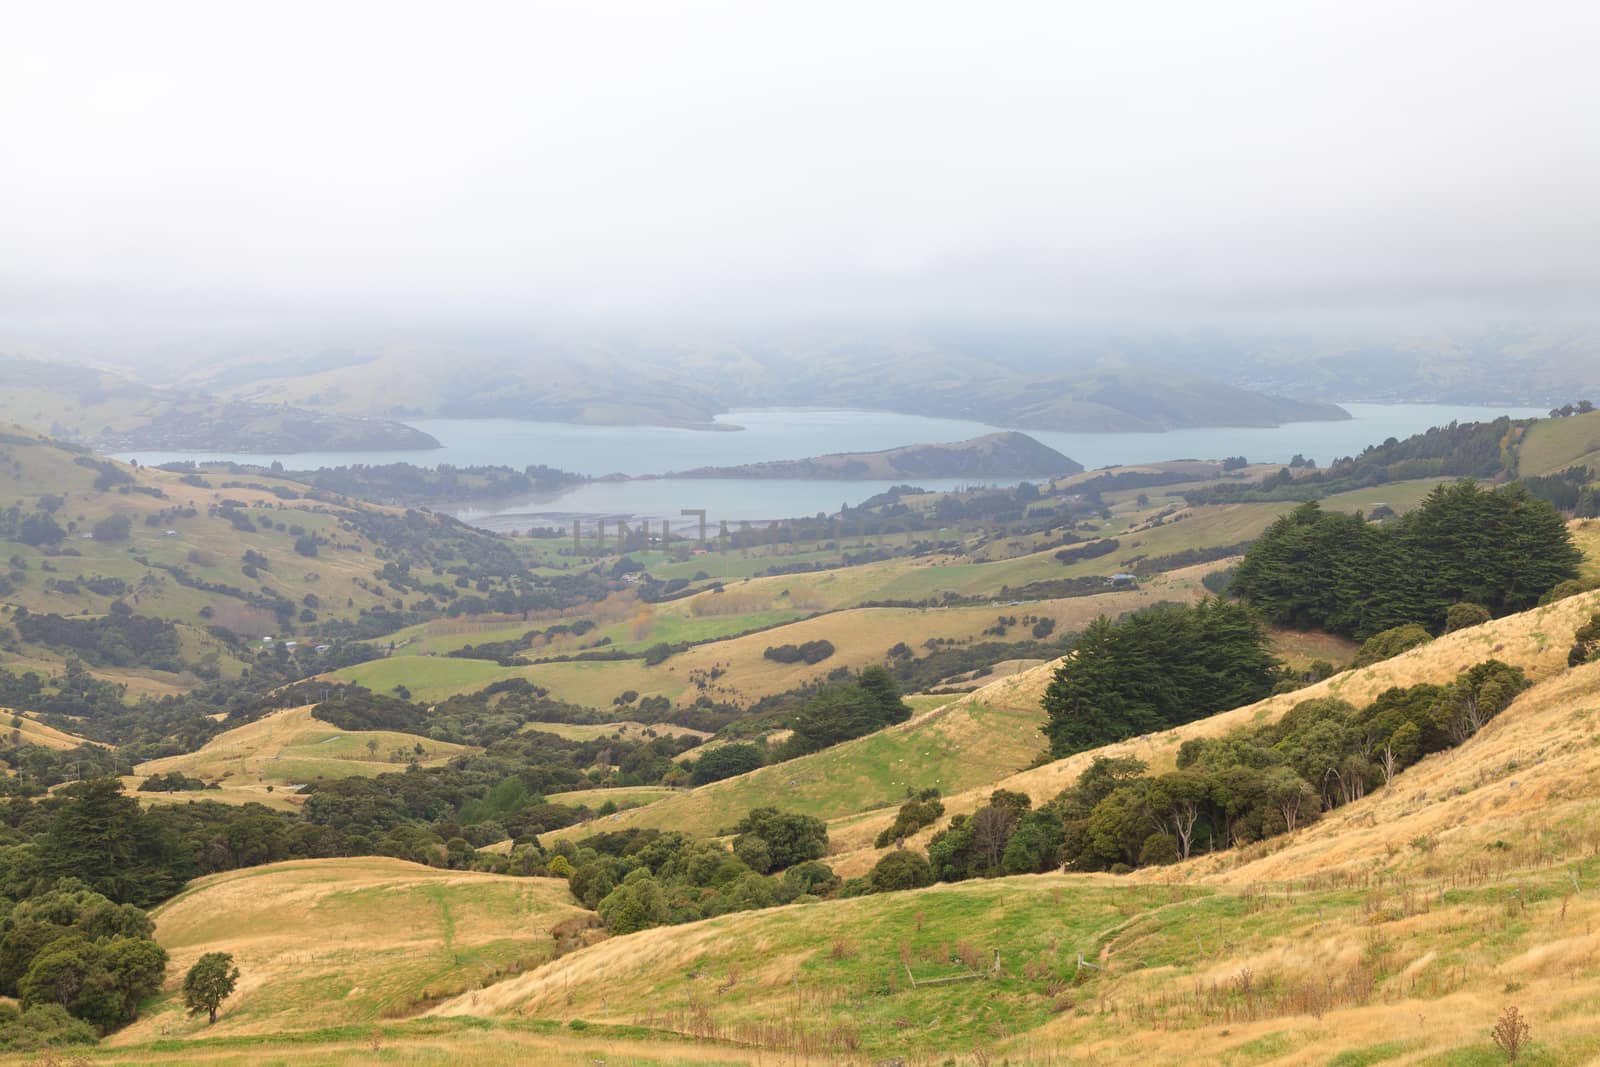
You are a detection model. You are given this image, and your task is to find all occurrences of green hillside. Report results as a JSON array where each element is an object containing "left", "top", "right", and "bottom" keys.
[{"left": 1518, "top": 408, "right": 1600, "bottom": 475}]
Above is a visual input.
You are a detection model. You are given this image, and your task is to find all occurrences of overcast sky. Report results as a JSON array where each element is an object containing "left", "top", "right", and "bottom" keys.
[{"left": 3, "top": 0, "right": 1598, "bottom": 339}]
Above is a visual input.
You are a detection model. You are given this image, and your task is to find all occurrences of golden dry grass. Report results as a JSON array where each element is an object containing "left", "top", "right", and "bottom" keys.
[
  {"left": 134, "top": 705, "right": 477, "bottom": 805},
  {"left": 64, "top": 594, "right": 1600, "bottom": 1066},
  {"left": 1267, "top": 626, "right": 1359, "bottom": 671},
  {"left": 107, "top": 858, "right": 588, "bottom": 1047},
  {"left": 820, "top": 589, "right": 1600, "bottom": 873},
  {"left": 0, "top": 707, "right": 91, "bottom": 750},
  {"left": 427, "top": 646, "right": 1600, "bottom": 1066},
  {"left": 544, "top": 664, "right": 1058, "bottom": 843},
  {"left": 520, "top": 720, "right": 711, "bottom": 742},
  {"left": 660, "top": 567, "right": 1212, "bottom": 707}
]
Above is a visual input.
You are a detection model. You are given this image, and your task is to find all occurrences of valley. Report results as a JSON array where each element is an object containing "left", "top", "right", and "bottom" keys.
[
  {"left": 2, "top": 406, "right": 1599, "bottom": 1065},
  {"left": 10, "top": 13, "right": 1600, "bottom": 1064}
]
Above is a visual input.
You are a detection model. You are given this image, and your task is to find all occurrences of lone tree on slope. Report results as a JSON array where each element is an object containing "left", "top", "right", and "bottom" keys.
[{"left": 183, "top": 952, "right": 240, "bottom": 1025}]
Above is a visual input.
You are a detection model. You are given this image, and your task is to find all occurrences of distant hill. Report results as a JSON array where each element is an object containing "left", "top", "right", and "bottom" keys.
[
  {"left": 659, "top": 432, "right": 1081, "bottom": 480},
  {"left": 0, "top": 424, "right": 570, "bottom": 641},
  {"left": 164, "top": 343, "right": 1350, "bottom": 433},
  {"left": 0, "top": 356, "right": 438, "bottom": 452}
]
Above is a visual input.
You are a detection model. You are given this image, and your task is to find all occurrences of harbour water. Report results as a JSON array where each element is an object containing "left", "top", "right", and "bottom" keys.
[{"left": 115, "top": 402, "right": 1546, "bottom": 530}]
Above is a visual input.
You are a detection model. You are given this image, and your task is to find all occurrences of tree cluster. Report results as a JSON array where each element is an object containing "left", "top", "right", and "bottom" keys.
[
  {"left": 782, "top": 666, "right": 912, "bottom": 757},
  {"left": 762, "top": 639, "right": 836, "bottom": 664},
  {"left": 1184, "top": 418, "right": 1519, "bottom": 505},
  {"left": 1042, "top": 599, "right": 1279, "bottom": 758},
  {"left": 910, "top": 660, "right": 1526, "bottom": 883},
  {"left": 556, "top": 814, "right": 833, "bottom": 935},
  {"left": 1232, "top": 484, "right": 1581, "bottom": 638}
]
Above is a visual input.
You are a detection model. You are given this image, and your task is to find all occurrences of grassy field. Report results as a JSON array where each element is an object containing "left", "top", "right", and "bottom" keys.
[
  {"left": 135, "top": 705, "right": 477, "bottom": 804},
  {"left": 588, "top": 608, "right": 807, "bottom": 654},
  {"left": 0, "top": 708, "right": 91, "bottom": 750},
  {"left": 1572, "top": 518, "right": 1600, "bottom": 582},
  {"left": 660, "top": 584, "right": 1194, "bottom": 707},
  {"left": 0, "top": 428, "right": 533, "bottom": 674},
  {"left": 105, "top": 858, "right": 588, "bottom": 1047},
  {"left": 818, "top": 587, "right": 1600, "bottom": 869},
  {"left": 332, "top": 574, "right": 1209, "bottom": 710},
  {"left": 331, "top": 656, "right": 514, "bottom": 702},
  {"left": 423, "top": 854, "right": 1600, "bottom": 1066},
  {"left": 522, "top": 721, "right": 711, "bottom": 742},
  {"left": 383, "top": 607, "right": 808, "bottom": 660},
  {"left": 1266, "top": 626, "right": 1359, "bottom": 671},
  {"left": 433, "top": 647, "right": 1600, "bottom": 1065},
  {"left": 61, "top": 595, "right": 1600, "bottom": 1066},
  {"left": 546, "top": 663, "right": 1057, "bottom": 843},
  {"left": 1517, "top": 409, "right": 1600, "bottom": 476},
  {"left": 542, "top": 786, "right": 683, "bottom": 811}
]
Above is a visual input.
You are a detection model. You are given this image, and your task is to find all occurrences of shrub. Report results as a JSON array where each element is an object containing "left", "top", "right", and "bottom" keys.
[
  {"left": 0, "top": 1003, "right": 96, "bottom": 1051},
  {"left": 731, "top": 808, "right": 828, "bottom": 871},
  {"left": 91, "top": 515, "right": 132, "bottom": 542},
  {"left": 1353, "top": 624, "right": 1433, "bottom": 668},
  {"left": 781, "top": 861, "right": 838, "bottom": 898},
  {"left": 1137, "top": 832, "right": 1180, "bottom": 866},
  {"left": 597, "top": 873, "right": 669, "bottom": 934},
  {"left": 1491, "top": 1004, "right": 1531, "bottom": 1061},
  {"left": 869, "top": 850, "right": 932, "bottom": 892},
  {"left": 1539, "top": 578, "right": 1594, "bottom": 605},
  {"left": 763, "top": 639, "right": 836, "bottom": 665},
  {"left": 1444, "top": 601, "right": 1492, "bottom": 633},
  {"left": 1571, "top": 612, "right": 1600, "bottom": 667},
  {"left": 689, "top": 743, "right": 764, "bottom": 785},
  {"left": 874, "top": 792, "right": 945, "bottom": 848}
]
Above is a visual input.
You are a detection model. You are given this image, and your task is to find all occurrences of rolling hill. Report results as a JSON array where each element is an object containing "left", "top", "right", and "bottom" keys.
[
  {"left": 817, "top": 587, "right": 1600, "bottom": 870},
  {"left": 333, "top": 571, "right": 1210, "bottom": 708},
  {"left": 0, "top": 424, "right": 544, "bottom": 642},
  {"left": 425, "top": 593, "right": 1600, "bottom": 1065},
  {"left": 1517, "top": 408, "right": 1600, "bottom": 476},
  {"left": 191, "top": 342, "right": 1350, "bottom": 432},
  {"left": 660, "top": 431, "right": 1082, "bottom": 480},
  {"left": 0, "top": 357, "right": 437, "bottom": 452},
  {"left": 107, "top": 858, "right": 588, "bottom": 1045},
  {"left": 133, "top": 705, "right": 478, "bottom": 807}
]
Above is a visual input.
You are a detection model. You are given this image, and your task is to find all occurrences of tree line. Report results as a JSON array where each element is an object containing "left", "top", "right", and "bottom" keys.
[
  {"left": 1042, "top": 599, "right": 1279, "bottom": 758},
  {"left": 1183, "top": 418, "right": 1519, "bottom": 505},
  {"left": 1231, "top": 483, "right": 1580, "bottom": 639},
  {"left": 896, "top": 659, "right": 1527, "bottom": 886}
]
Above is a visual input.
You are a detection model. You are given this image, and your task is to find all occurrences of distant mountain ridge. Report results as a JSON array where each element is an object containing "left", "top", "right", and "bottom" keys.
[
  {"left": 161, "top": 343, "right": 1351, "bottom": 433},
  {"left": 0, "top": 357, "right": 438, "bottom": 453},
  {"left": 657, "top": 431, "right": 1082, "bottom": 480}
]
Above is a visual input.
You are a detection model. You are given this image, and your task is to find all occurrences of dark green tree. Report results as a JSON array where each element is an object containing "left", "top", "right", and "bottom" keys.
[
  {"left": 1234, "top": 483, "right": 1580, "bottom": 637},
  {"left": 183, "top": 952, "right": 239, "bottom": 1025},
  {"left": 688, "top": 743, "right": 764, "bottom": 785},
  {"left": 101, "top": 938, "right": 167, "bottom": 1025},
  {"left": 868, "top": 850, "right": 932, "bottom": 892},
  {"left": 40, "top": 780, "right": 186, "bottom": 906},
  {"left": 856, "top": 665, "right": 911, "bottom": 725},
  {"left": 1042, "top": 600, "right": 1277, "bottom": 757},
  {"left": 731, "top": 808, "right": 827, "bottom": 871}
]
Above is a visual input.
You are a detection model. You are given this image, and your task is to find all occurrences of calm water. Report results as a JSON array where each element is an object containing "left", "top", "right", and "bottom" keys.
[{"left": 115, "top": 403, "right": 1545, "bottom": 530}]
